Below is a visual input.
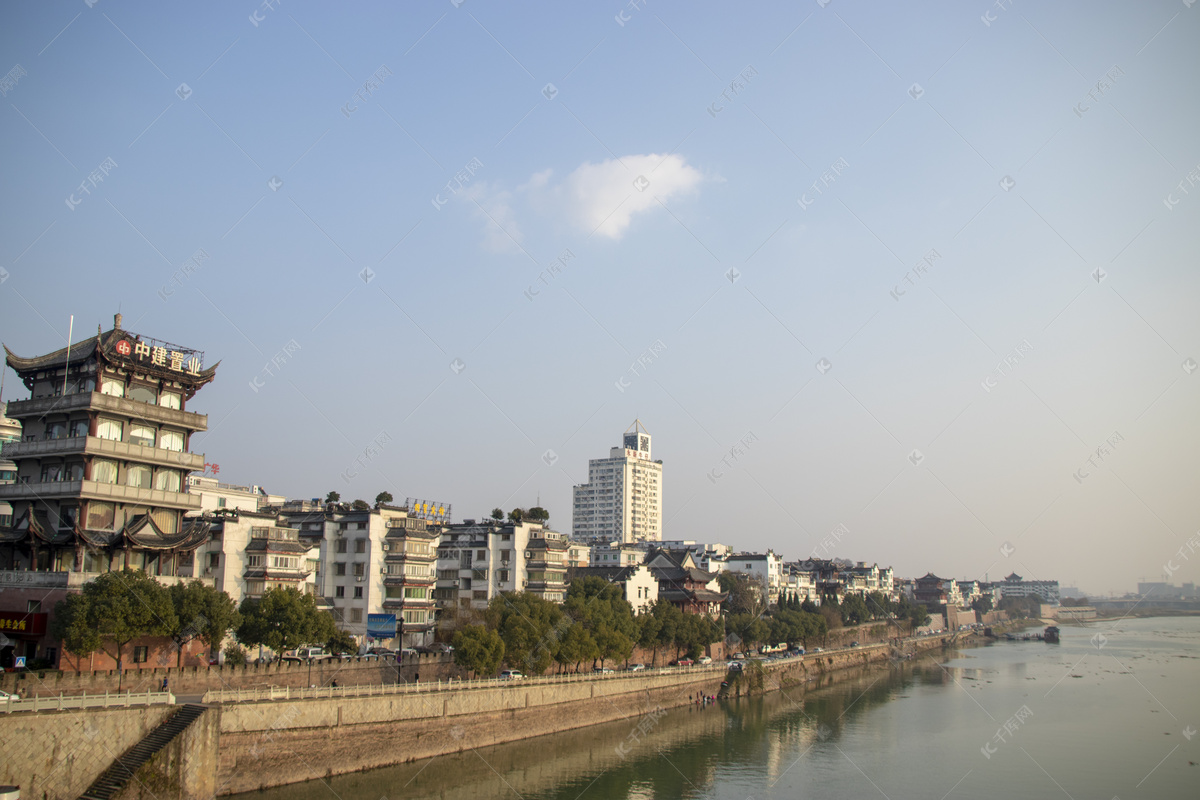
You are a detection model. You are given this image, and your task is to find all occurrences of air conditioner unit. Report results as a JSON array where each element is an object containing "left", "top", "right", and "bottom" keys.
[{"left": 356, "top": 576, "right": 365, "bottom": 582}]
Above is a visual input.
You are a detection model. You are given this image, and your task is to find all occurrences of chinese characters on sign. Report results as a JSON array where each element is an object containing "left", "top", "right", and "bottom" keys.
[
  {"left": 65, "top": 157, "right": 118, "bottom": 211},
  {"left": 203, "top": 462, "right": 220, "bottom": 476},
  {"left": 431, "top": 157, "right": 484, "bottom": 210},
  {"left": 0, "top": 618, "right": 28, "bottom": 631},
  {"left": 115, "top": 337, "right": 204, "bottom": 376}
]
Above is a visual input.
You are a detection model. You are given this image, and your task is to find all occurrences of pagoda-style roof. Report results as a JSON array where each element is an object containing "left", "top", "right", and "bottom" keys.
[
  {"left": 4, "top": 316, "right": 218, "bottom": 394},
  {"left": 0, "top": 509, "right": 208, "bottom": 552}
]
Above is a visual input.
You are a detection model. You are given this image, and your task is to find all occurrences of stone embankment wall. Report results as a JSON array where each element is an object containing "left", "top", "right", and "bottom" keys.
[
  {"left": 0, "top": 704, "right": 174, "bottom": 800},
  {"left": 215, "top": 633, "right": 961, "bottom": 794},
  {"left": 115, "top": 707, "right": 221, "bottom": 800},
  {"left": 0, "top": 654, "right": 459, "bottom": 698}
]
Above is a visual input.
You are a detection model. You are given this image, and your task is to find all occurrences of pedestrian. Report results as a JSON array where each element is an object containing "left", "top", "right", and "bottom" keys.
[
  {"left": 415, "top": 672, "right": 420, "bottom": 684},
  {"left": 331, "top": 679, "right": 338, "bottom": 688},
  {"left": 161, "top": 677, "right": 168, "bottom": 692}
]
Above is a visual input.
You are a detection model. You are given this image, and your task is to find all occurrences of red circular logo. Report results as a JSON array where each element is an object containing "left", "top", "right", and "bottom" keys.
[{"left": 115, "top": 340, "right": 132, "bottom": 356}]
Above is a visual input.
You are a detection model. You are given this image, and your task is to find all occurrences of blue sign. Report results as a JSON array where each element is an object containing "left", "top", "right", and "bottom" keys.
[
  {"left": 367, "top": 613, "right": 397, "bottom": 639},
  {"left": 14, "top": 657, "right": 26, "bottom": 668}
]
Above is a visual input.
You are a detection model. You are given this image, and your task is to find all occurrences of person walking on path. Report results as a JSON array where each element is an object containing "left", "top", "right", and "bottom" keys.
[{"left": 161, "top": 677, "right": 169, "bottom": 692}]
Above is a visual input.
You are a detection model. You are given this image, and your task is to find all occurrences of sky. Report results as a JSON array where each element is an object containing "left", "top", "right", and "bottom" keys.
[{"left": 1, "top": 0, "right": 1197, "bottom": 596}]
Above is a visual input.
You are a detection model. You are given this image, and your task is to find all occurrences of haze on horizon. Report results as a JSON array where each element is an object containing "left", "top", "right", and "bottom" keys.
[{"left": 1, "top": 1, "right": 1197, "bottom": 597}]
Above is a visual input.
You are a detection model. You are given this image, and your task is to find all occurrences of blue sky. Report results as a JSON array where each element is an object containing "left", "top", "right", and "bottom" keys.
[{"left": 2, "top": 0, "right": 1198, "bottom": 594}]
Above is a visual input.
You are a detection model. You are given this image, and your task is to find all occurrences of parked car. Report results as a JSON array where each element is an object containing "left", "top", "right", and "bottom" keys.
[
  {"left": 0, "top": 689, "right": 16, "bottom": 700},
  {"left": 850, "top": 641, "right": 860, "bottom": 648},
  {"left": 672, "top": 658, "right": 694, "bottom": 667},
  {"left": 789, "top": 648, "right": 805, "bottom": 656},
  {"left": 400, "top": 648, "right": 418, "bottom": 658},
  {"left": 594, "top": 666, "right": 615, "bottom": 674},
  {"left": 499, "top": 669, "right": 524, "bottom": 680},
  {"left": 281, "top": 646, "right": 330, "bottom": 662},
  {"left": 697, "top": 656, "right": 713, "bottom": 665},
  {"left": 811, "top": 647, "right": 823, "bottom": 653},
  {"left": 626, "top": 663, "right": 646, "bottom": 672},
  {"left": 726, "top": 660, "right": 744, "bottom": 671},
  {"left": 731, "top": 652, "right": 747, "bottom": 659}
]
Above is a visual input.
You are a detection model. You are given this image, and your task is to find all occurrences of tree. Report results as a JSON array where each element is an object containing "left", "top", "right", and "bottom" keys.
[
  {"left": 490, "top": 508, "right": 505, "bottom": 521},
  {"left": 351, "top": 499, "right": 370, "bottom": 511},
  {"left": 526, "top": 506, "right": 550, "bottom": 523},
  {"left": 555, "top": 623, "right": 599, "bottom": 672},
  {"left": 971, "top": 595, "right": 994, "bottom": 615},
  {"left": 326, "top": 627, "right": 358, "bottom": 655},
  {"left": 636, "top": 609, "right": 663, "bottom": 665},
  {"left": 508, "top": 508, "right": 524, "bottom": 523},
  {"left": 485, "top": 592, "right": 564, "bottom": 675},
  {"left": 374, "top": 491, "right": 394, "bottom": 506},
  {"left": 167, "top": 580, "right": 240, "bottom": 667},
  {"left": 453, "top": 625, "right": 505, "bottom": 677},
  {"left": 236, "top": 587, "right": 337, "bottom": 660},
  {"left": 223, "top": 642, "right": 248, "bottom": 666},
  {"left": 51, "top": 569, "right": 177, "bottom": 688},
  {"left": 840, "top": 594, "right": 870, "bottom": 626},
  {"left": 564, "top": 576, "right": 638, "bottom": 667},
  {"left": 325, "top": 491, "right": 341, "bottom": 504},
  {"left": 719, "top": 572, "right": 766, "bottom": 617}
]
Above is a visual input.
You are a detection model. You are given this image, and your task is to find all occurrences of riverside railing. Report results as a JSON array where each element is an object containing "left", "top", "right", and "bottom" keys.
[{"left": 1, "top": 690, "right": 175, "bottom": 714}]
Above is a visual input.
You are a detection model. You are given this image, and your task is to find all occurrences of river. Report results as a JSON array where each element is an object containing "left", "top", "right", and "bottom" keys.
[{"left": 235, "top": 616, "right": 1199, "bottom": 799}]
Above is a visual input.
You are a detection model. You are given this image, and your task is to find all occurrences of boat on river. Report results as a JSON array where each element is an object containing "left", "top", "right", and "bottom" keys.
[{"left": 1043, "top": 626, "right": 1060, "bottom": 643}]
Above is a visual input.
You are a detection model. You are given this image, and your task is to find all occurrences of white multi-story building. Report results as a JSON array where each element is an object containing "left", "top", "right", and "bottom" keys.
[
  {"left": 197, "top": 509, "right": 319, "bottom": 606},
  {"left": 434, "top": 519, "right": 567, "bottom": 610},
  {"left": 729, "top": 551, "right": 784, "bottom": 607},
  {"left": 589, "top": 541, "right": 645, "bottom": 567},
  {"left": 572, "top": 421, "right": 662, "bottom": 544},
  {"left": 186, "top": 475, "right": 285, "bottom": 513},
  {"left": 1000, "top": 573, "right": 1060, "bottom": 605}
]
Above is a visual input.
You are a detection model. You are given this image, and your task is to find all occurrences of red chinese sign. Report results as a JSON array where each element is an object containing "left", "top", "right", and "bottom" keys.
[
  {"left": 115, "top": 339, "right": 132, "bottom": 356},
  {"left": 0, "top": 611, "right": 47, "bottom": 636}
]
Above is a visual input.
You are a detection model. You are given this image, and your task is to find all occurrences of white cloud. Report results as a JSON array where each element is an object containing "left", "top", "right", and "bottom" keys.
[
  {"left": 558, "top": 154, "right": 703, "bottom": 239},
  {"left": 462, "top": 182, "right": 524, "bottom": 254},
  {"left": 463, "top": 155, "right": 703, "bottom": 251}
]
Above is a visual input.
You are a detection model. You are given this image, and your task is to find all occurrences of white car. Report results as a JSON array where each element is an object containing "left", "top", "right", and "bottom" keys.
[
  {"left": 626, "top": 663, "right": 646, "bottom": 672},
  {"left": 499, "top": 669, "right": 524, "bottom": 680},
  {"left": 697, "top": 656, "right": 713, "bottom": 665}
]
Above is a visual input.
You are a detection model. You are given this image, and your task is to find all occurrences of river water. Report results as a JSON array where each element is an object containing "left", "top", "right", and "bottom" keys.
[{"left": 238, "top": 616, "right": 1199, "bottom": 800}]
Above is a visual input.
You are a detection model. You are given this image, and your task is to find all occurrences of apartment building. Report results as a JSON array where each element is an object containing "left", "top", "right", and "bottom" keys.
[
  {"left": 572, "top": 420, "right": 662, "bottom": 544},
  {"left": 434, "top": 519, "right": 566, "bottom": 610}
]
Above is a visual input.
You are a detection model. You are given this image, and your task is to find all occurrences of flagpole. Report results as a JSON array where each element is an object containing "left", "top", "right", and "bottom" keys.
[{"left": 62, "top": 315, "right": 74, "bottom": 396}]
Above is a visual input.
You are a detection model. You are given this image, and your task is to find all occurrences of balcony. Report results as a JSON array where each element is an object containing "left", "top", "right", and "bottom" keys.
[
  {"left": 2, "top": 435, "right": 205, "bottom": 470},
  {"left": 0, "top": 479, "right": 201, "bottom": 510},
  {"left": 5, "top": 392, "right": 208, "bottom": 432}
]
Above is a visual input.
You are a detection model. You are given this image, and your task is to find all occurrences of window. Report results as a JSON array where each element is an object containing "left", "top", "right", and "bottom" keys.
[
  {"left": 91, "top": 459, "right": 118, "bottom": 484},
  {"left": 58, "top": 506, "right": 78, "bottom": 530},
  {"left": 129, "top": 465, "right": 153, "bottom": 491},
  {"left": 477, "top": 550, "right": 486, "bottom": 560},
  {"left": 354, "top": 563, "right": 365, "bottom": 577},
  {"left": 128, "top": 384, "right": 157, "bottom": 404},
  {"left": 129, "top": 424, "right": 155, "bottom": 447},
  {"left": 247, "top": 555, "right": 263, "bottom": 567},
  {"left": 498, "top": 570, "right": 510, "bottom": 583},
  {"left": 40, "top": 464, "right": 64, "bottom": 482},
  {"left": 355, "top": 538, "right": 367, "bottom": 554},
  {"left": 46, "top": 421, "right": 67, "bottom": 440},
  {"left": 335, "top": 586, "right": 345, "bottom": 598},
  {"left": 217, "top": 498, "right": 226, "bottom": 508},
  {"left": 208, "top": 553, "right": 220, "bottom": 567},
  {"left": 100, "top": 378, "right": 124, "bottom": 397},
  {"left": 159, "top": 430, "right": 184, "bottom": 452},
  {"left": 154, "top": 469, "right": 181, "bottom": 492},
  {"left": 354, "top": 587, "right": 363, "bottom": 598},
  {"left": 159, "top": 392, "right": 181, "bottom": 409},
  {"left": 151, "top": 508, "right": 178, "bottom": 533},
  {"left": 96, "top": 418, "right": 123, "bottom": 441},
  {"left": 356, "top": 522, "right": 366, "bottom": 530},
  {"left": 350, "top": 609, "right": 363, "bottom": 623},
  {"left": 335, "top": 539, "right": 347, "bottom": 553},
  {"left": 403, "top": 609, "right": 426, "bottom": 624},
  {"left": 335, "top": 563, "right": 346, "bottom": 576},
  {"left": 244, "top": 580, "right": 265, "bottom": 595},
  {"left": 132, "top": 646, "right": 149, "bottom": 663},
  {"left": 403, "top": 587, "right": 427, "bottom": 599},
  {"left": 27, "top": 600, "right": 41, "bottom": 613},
  {"left": 68, "top": 419, "right": 88, "bottom": 438},
  {"left": 270, "top": 556, "right": 298, "bottom": 569}
]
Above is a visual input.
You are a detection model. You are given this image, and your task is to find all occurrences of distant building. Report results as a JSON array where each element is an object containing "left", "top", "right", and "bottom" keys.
[
  {"left": 572, "top": 420, "right": 662, "bottom": 544},
  {"left": 728, "top": 551, "right": 784, "bottom": 607},
  {"left": 1000, "top": 573, "right": 1060, "bottom": 605},
  {"left": 434, "top": 519, "right": 565, "bottom": 611},
  {"left": 197, "top": 510, "right": 319, "bottom": 606},
  {"left": 186, "top": 475, "right": 285, "bottom": 513},
  {"left": 914, "top": 573, "right": 949, "bottom": 606},
  {"left": 644, "top": 549, "right": 725, "bottom": 617},
  {"left": 568, "top": 564, "right": 658, "bottom": 613},
  {"left": 589, "top": 541, "right": 645, "bottom": 567}
]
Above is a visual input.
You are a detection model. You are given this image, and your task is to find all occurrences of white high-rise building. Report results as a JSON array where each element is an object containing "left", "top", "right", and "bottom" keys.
[{"left": 572, "top": 420, "right": 662, "bottom": 544}]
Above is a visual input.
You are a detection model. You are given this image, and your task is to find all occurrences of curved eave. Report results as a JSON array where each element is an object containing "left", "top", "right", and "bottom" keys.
[{"left": 4, "top": 337, "right": 101, "bottom": 374}]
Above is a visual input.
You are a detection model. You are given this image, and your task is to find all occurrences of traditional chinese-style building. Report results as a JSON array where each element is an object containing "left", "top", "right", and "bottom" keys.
[{"left": 0, "top": 315, "right": 217, "bottom": 665}]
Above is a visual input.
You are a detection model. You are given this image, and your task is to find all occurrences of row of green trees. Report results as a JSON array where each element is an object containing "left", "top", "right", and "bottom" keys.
[
  {"left": 451, "top": 577, "right": 723, "bottom": 676},
  {"left": 51, "top": 571, "right": 355, "bottom": 685}
]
